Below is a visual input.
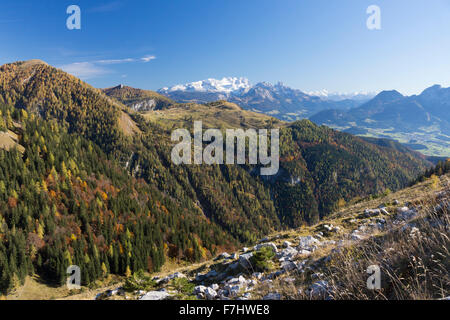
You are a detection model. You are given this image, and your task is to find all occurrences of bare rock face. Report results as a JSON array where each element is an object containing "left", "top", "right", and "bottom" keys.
[
  {"left": 158, "top": 272, "right": 186, "bottom": 284},
  {"left": 396, "top": 207, "right": 418, "bottom": 220},
  {"left": 239, "top": 252, "right": 254, "bottom": 268},
  {"left": 283, "top": 241, "right": 292, "bottom": 248},
  {"left": 276, "top": 246, "right": 298, "bottom": 262},
  {"left": 364, "top": 209, "right": 381, "bottom": 218},
  {"left": 297, "top": 236, "right": 321, "bottom": 252},
  {"left": 281, "top": 261, "right": 297, "bottom": 271},
  {"left": 130, "top": 99, "right": 157, "bottom": 111}
]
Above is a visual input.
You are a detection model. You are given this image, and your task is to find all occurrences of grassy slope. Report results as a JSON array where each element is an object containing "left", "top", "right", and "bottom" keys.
[
  {"left": 142, "top": 100, "right": 286, "bottom": 130},
  {"left": 0, "top": 130, "right": 24, "bottom": 153}
]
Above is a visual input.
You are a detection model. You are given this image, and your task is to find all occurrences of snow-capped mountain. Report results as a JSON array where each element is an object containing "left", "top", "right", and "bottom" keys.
[
  {"left": 306, "top": 90, "right": 377, "bottom": 101},
  {"left": 159, "top": 77, "right": 251, "bottom": 94},
  {"left": 157, "top": 78, "right": 368, "bottom": 120}
]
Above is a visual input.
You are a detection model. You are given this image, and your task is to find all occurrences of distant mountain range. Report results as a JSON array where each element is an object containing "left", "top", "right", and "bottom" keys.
[
  {"left": 158, "top": 77, "right": 251, "bottom": 106},
  {"left": 310, "top": 85, "right": 450, "bottom": 157},
  {"left": 158, "top": 78, "right": 374, "bottom": 121},
  {"left": 305, "top": 89, "right": 377, "bottom": 102},
  {"left": 157, "top": 78, "right": 450, "bottom": 157}
]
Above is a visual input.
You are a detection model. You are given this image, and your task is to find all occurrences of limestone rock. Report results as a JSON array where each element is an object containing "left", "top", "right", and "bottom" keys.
[{"left": 139, "top": 291, "right": 171, "bottom": 300}]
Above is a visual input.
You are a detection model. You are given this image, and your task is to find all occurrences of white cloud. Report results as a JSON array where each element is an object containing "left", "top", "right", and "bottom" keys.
[
  {"left": 141, "top": 55, "right": 156, "bottom": 63},
  {"left": 59, "top": 54, "right": 156, "bottom": 79},
  {"left": 60, "top": 62, "right": 108, "bottom": 79},
  {"left": 96, "top": 58, "right": 135, "bottom": 64}
]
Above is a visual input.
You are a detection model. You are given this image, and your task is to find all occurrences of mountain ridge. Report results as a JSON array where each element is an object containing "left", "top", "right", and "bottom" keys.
[
  {"left": 160, "top": 77, "right": 251, "bottom": 94},
  {"left": 158, "top": 77, "right": 375, "bottom": 101}
]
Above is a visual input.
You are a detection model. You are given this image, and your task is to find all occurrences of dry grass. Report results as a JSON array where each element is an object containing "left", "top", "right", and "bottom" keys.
[
  {"left": 118, "top": 111, "right": 141, "bottom": 136},
  {"left": 4, "top": 274, "right": 124, "bottom": 301},
  {"left": 6, "top": 275, "right": 70, "bottom": 300},
  {"left": 250, "top": 175, "right": 450, "bottom": 300},
  {"left": 17, "top": 60, "right": 48, "bottom": 69},
  {"left": 0, "top": 130, "right": 24, "bottom": 153},
  {"left": 323, "top": 196, "right": 449, "bottom": 300},
  {"left": 253, "top": 184, "right": 449, "bottom": 300},
  {"left": 143, "top": 101, "right": 285, "bottom": 130}
]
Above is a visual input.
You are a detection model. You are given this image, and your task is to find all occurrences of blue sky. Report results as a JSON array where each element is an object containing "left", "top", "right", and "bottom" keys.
[{"left": 1, "top": 0, "right": 449, "bottom": 95}]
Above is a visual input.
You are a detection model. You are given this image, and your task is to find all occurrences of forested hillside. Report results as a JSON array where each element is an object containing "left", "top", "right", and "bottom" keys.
[
  {"left": 414, "top": 158, "right": 450, "bottom": 184},
  {"left": 0, "top": 60, "right": 431, "bottom": 294},
  {"left": 0, "top": 103, "right": 238, "bottom": 294},
  {"left": 264, "top": 120, "right": 430, "bottom": 226}
]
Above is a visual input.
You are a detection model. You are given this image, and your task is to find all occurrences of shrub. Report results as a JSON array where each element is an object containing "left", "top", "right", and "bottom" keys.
[
  {"left": 169, "top": 277, "right": 195, "bottom": 295},
  {"left": 123, "top": 270, "right": 157, "bottom": 292},
  {"left": 250, "top": 247, "right": 276, "bottom": 272}
]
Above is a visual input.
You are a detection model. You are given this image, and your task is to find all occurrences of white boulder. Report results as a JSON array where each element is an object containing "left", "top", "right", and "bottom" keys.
[
  {"left": 204, "top": 287, "right": 218, "bottom": 300},
  {"left": 139, "top": 291, "right": 171, "bottom": 300}
]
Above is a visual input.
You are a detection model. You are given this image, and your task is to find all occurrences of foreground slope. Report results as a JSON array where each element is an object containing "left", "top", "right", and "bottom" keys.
[{"left": 46, "top": 171, "right": 449, "bottom": 300}]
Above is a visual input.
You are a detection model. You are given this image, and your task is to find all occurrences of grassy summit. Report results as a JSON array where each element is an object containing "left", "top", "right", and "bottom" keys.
[{"left": 142, "top": 100, "right": 285, "bottom": 130}]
